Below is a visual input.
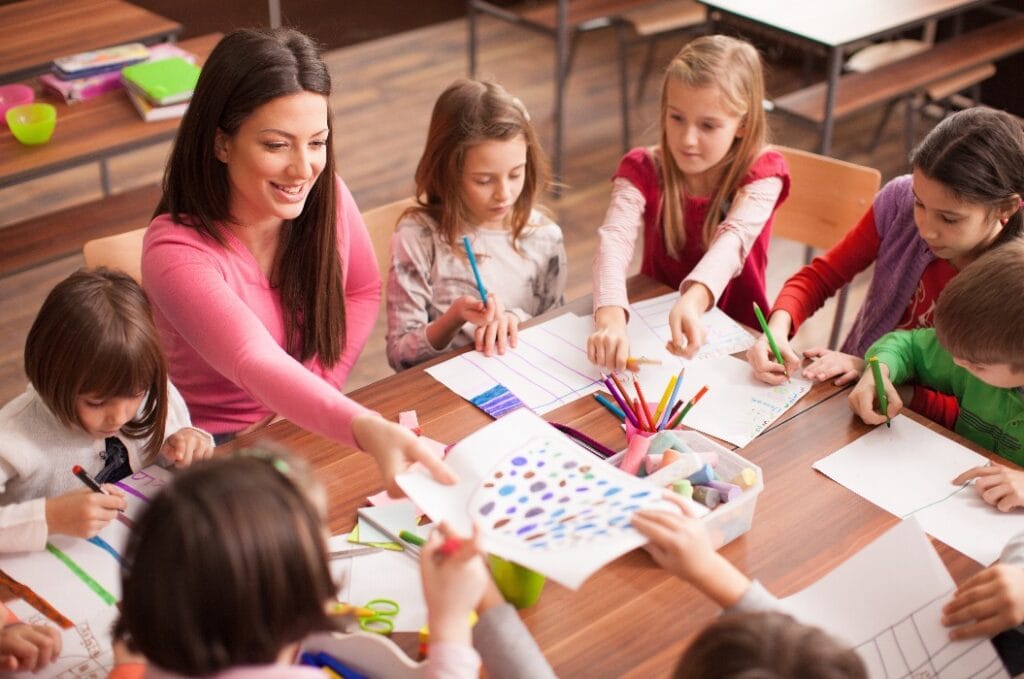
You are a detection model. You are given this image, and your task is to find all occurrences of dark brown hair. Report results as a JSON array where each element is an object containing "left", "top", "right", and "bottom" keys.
[
  {"left": 156, "top": 28, "right": 346, "bottom": 364},
  {"left": 912, "top": 107, "right": 1024, "bottom": 246},
  {"left": 115, "top": 452, "right": 335, "bottom": 674},
  {"left": 675, "top": 612, "right": 866, "bottom": 679},
  {"left": 659, "top": 35, "right": 769, "bottom": 255},
  {"left": 936, "top": 238, "right": 1024, "bottom": 371},
  {"left": 24, "top": 268, "right": 168, "bottom": 457},
  {"left": 407, "top": 78, "right": 551, "bottom": 253}
]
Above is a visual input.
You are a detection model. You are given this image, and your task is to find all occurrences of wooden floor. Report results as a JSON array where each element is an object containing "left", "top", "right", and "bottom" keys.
[{"left": 0, "top": 15, "right": 941, "bottom": 406}]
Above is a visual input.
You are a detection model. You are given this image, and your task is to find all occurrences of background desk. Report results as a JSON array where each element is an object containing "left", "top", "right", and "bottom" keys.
[
  {"left": 0, "top": 0, "right": 182, "bottom": 84},
  {"left": 0, "top": 33, "right": 220, "bottom": 195},
  {"left": 221, "top": 276, "right": 986, "bottom": 677}
]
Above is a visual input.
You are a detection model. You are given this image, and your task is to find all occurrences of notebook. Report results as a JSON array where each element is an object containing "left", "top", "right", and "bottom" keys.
[{"left": 120, "top": 57, "right": 201, "bottom": 106}]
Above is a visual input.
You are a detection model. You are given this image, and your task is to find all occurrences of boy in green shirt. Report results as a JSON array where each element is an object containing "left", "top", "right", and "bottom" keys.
[{"left": 849, "top": 239, "right": 1024, "bottom": 511}]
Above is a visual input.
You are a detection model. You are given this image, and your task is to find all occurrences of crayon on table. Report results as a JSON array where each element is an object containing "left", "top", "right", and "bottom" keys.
[
  {"left": 869, "top": 356, "right": 890, "bottom": 428},
  {"left": 462, "top": 235, "right": 488, "bottom": 303},
  {"left": 752, "top": 302, "right": 789, "bottom": 380}
]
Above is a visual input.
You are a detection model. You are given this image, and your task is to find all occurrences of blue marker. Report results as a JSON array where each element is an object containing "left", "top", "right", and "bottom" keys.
[{"left": 462, "top": 235, "right": 488, "bottom": 303}]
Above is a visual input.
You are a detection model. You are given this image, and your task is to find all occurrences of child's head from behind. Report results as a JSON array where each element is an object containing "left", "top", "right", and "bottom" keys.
[
  {"left": 936, "top": 239, "right": 1024, "bottom": 387},
  {"left": 25, "top": 268, "right": 168, "bottom": 451},
  {"left": 116, "top": 451, "right": 334, "bottom": 675},
  {"left": 675, "top": 611, "right": 866, "bottom": 679},
  {"left": 910, "top": 107, "right": 1024, "bottom": 264},
  {"left": 659, "top": 35, "right": 767, "bottom": 254},
  {"left": 414, "top": 78, "right": 549, "bottom": 248}
]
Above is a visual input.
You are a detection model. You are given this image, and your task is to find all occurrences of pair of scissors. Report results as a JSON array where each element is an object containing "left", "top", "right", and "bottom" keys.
[{"left": 330, "top": 598, "right": 400, "bottom": 635}]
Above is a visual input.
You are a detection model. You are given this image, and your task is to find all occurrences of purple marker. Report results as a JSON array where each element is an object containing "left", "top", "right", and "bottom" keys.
[{"left": 601, "top": 373, "right": 640, "bottom": 430}]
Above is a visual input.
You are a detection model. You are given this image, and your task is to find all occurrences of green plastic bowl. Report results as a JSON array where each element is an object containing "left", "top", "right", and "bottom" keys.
[{"left": 6, "top": 102, "right": 56, "bottom": 145}]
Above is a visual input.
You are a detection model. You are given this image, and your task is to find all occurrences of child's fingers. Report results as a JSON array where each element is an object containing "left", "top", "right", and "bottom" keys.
[
  {"left": 658, "top": 490, "right": 696, "bottom": 517},
  {"left": 952, "top": 465, "right": 998, "bottom": 485},
  {"left": 834, "top": 369, "right": 860, "bottom": 387},
  {"left": 507, "top": 315, "right": 518, "bottom": 348},
  {"left": 410, "top": 441, "right": 458, "bottom": 486}
]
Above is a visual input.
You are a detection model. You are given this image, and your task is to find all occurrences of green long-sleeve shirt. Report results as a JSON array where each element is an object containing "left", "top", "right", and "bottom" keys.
[{"left": 867, "top": 328, "right": 1024, "bottom": 465}]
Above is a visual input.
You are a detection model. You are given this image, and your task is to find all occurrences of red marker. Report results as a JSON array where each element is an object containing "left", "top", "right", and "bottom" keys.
[
  {"left": 72, "top": 465, "right": 107, "bottom": 494},
  {"left": 439, "top": 537, "right": 462, "bottom": 557}
]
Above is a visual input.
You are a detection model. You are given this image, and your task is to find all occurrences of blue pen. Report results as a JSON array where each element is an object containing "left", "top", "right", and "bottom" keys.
[
  {"left": 657, "top": 368, "right": 685, "bottom": 430},
  {"left": 462, "top": 235, "right": 488, "bottom": 303}
]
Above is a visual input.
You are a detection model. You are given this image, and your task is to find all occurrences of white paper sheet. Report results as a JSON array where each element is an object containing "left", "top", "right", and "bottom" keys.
[
  {"left": 781, "top": 519, "right": 1007, "bottom": 678},
  {"left": 814, "top": 415, "right": 1024, "bottom": 565},
  {"left": 331, "top": 549, "right": 428, "bottom": 633},
  {"left": 396, "top": 409, "right": 672, "bottom": 589},
  {"left": 676, "top": 355, "right": 812, "bottom": 447},
  {"left": 6, "top": 598, "right": 117, "bottom": 679},
  {"left": 424, "top": 295, "right": 756, "bottom": 417}
]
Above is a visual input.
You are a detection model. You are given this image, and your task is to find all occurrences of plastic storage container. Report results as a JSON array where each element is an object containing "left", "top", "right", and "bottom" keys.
[{"left": 608, "top": 430, "right": 763, "bottom": 549}]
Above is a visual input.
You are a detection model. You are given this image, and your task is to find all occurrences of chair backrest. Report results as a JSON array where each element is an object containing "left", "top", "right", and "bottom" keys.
[
  {"left": 82, "top": 227, "right": 148, "bottom": 282},
  {"left": 772, "top": 146, "right": 881, "bottom": 251},
  {"left": 361, "top": 197, "right": 417, "bottom": 285}
]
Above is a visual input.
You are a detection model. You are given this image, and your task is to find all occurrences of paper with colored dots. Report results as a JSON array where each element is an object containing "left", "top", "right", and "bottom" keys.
[{"left": 396, "top": 409, "right": 673, "bottom": 589}]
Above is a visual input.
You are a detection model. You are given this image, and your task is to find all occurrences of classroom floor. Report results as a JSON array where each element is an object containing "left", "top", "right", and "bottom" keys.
[{"left": 0, "top": 14, "right": 941, "bottom": 406}]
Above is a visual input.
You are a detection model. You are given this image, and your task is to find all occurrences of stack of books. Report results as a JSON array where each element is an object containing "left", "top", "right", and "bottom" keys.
[
  {"left": 40, "top": 42, "right": 197, "bottom": 108},
  {"left": 121, "top": 56, "right": 202, "bottom": 122}
]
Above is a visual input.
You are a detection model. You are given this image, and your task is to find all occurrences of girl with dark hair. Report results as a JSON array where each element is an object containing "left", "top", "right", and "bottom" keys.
[
  {"left": 110, "top": 451, "right": 554, "bottom": 679},
  {"left": 140, "top": 28, "right": 453, "bottom": 493},
  {"left": 386, "top": 78, "right": 566, "bottom": 371},
  {"left": 748, "top": 107, "right": 1024, "bottom": 404},
  {"left": 0, "top": 268, "right": 212, "bottom": 552}
]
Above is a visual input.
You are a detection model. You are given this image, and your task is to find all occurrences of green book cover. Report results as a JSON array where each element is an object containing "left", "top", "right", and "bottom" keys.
[{"left": 121, "top": 57, "right": 201, "bottom": 106}]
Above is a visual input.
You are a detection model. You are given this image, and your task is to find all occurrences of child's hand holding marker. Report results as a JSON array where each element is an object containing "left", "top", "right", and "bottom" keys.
[
  {"left": 588, "top": 306, "right": 630, "bottom": 373},
  {"left": 749, "top": 304, "right": 801, "bottom": 384},
  {"left": 952, "top": 464, "right": 1024, "bottom": 512},
  {"left": 472, "top": 294, "right": 519, "bottom": 357},
  {"left": 44, "top": 486, "right": 125, "bottom": 539},
  {"left": 848, "top": 357, "right": 902, "bottom": 427},
  {"left": 420, "top": 522, "right": 488, "bottom": 647}
]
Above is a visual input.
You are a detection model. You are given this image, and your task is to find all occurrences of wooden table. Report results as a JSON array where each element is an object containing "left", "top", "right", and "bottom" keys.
[
  {"left": 220, "top": 275, "right": 987, "bottom": 677},
  {"left": 0, "top": 33, "right": 220, "bottom": 194},
  {"left": 0, "top": 0, "right": 182, "bottom": 85},
  {"left": 698, "top": 0, "right": 993, "bottom": 155}
]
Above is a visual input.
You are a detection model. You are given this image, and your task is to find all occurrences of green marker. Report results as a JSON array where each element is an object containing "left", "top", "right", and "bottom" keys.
[
  {"left": 752, "top": 302, "right": 788, "bottom": 380},
  {"left": 398, "top": 530, "right": 426, "bottom": 547},
  {"left": 869, "top": 356, "right": 890, "bottom": 428}
]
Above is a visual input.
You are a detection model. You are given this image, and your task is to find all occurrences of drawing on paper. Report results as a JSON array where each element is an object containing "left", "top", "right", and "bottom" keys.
[
  {"left": 470, "top": 383, "right": 526, "bottom": 418},
  {"left": 853, "top": 593, "right": 1006, "bottom": 679},
  {"left": 472, "top": 435, "right": 655, "bottom": 550}
]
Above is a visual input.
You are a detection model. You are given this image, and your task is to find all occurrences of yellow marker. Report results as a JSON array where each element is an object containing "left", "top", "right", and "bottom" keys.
[{"left": 327, "top": 602, "right": 376, "bottom": 618}]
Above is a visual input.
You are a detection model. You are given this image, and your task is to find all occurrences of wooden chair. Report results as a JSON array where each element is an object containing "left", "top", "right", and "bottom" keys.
[
  {"left": 772, "top": 146, "right": 881, "bottom": 350},
  {"left": 82, "top": 226, "right": 147, "bottom": 282},
  {"left": 362, "top": 197, "right": 416, "bottom": 289}
]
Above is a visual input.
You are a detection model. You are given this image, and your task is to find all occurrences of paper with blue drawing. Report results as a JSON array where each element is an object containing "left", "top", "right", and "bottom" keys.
[{"left": 397, "top": 408, "right": 678, "bottom": 589}]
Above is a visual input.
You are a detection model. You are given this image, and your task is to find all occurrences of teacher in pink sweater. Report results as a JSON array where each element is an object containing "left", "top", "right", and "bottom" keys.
[{"left": 141, "top": 28, "right": 453, "bottom": 494}]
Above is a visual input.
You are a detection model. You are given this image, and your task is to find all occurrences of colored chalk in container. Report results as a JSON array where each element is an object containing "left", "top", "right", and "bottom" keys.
[
  {"left": 658, "top": 448, "right": 682, "bottom": 471},
  {"left": 687, "top": 463, "right": 715, "bottom": 486},
  {"left": 705, "top": 480, "right": 742, "bottom": 503},
  {"left": 692, "top": 485, "right": 721, "bottom": 509},
  {"left": 619, "top": 431, "right": 651, "bottom": 476},
  {"left": 644, "top": 454, "right": 663, "bottom": 476},
  {"left": 671, "top": 479, "right": 693, "bottom": 498},
  {"left": 732, "top": 467, "right": 757, "bottom": 489},
  {"left": 697, "top": 450, "right": 719, "bottom": 467}
]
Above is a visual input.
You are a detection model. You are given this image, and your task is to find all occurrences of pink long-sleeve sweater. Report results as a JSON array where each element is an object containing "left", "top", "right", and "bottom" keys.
[{"left": 141, "top": 176, "right": 380, "bottom": 446}]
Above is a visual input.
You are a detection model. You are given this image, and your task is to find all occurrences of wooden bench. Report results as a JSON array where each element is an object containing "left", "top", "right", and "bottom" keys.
[
  {"left": 773, "top": 16, "right": 1024, "bottom": 128},
  {"left": 0, "top": 183, "right": 160, "bottom": 277}
]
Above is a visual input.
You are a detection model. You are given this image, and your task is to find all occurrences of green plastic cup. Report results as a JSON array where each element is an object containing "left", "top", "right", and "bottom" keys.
[
  {"left": 488, "top": 554, "right": 546, "bottom": 609},
  {"left": 6, "top": 103, "right": 56, "bottom": 145}
]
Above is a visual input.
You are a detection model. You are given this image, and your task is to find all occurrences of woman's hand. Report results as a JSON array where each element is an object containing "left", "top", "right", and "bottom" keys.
[
  {"left": 953, "top": 465, "right": 1024, "bottom": 512},
  {"left": 161, "top": 427, "right": 216, "bottom": 467},
  {"left": 420, "top": 523, "right": 489, "bottom": 646},
  {"left": 848, "top": 361, "right": 902, "bottom": 425},
  {"left": 44, "top": 486, "right": 126, "bottom": 538},
  {"left": 801, "top": 348, "right": 865, "bottom": 386},
  {"left": 352, "top": 414, "right": 457, "bottom": 497},
  {"left": 0, "top": 622, "right": 61, "bottom": 672},
  {"left": 943, "top": 564, "right": 1024, "bottom": 639},
  {"left": 588, "top": 306, "right": 629, "bottom": 373}
]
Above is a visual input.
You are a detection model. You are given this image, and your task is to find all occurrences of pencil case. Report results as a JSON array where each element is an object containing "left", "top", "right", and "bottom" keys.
[{"left": 51, "top": 42, "right": 150, "bottom": 80}]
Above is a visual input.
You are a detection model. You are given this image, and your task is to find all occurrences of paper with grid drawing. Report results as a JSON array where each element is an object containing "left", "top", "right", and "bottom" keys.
[
  {"left": 781, "top": 519, "right": 1007, "bottom": 679},
  {"left": 813, "top": 415, "right": 1024, "bottom": 565},
  {"left": 424, "top": 300, "right": 756, "bottom": 417}
]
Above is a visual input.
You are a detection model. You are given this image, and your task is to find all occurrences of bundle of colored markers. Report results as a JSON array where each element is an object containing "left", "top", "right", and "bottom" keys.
[{"left": 595, "top": 367, "right": 709, "bottom": 432}]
